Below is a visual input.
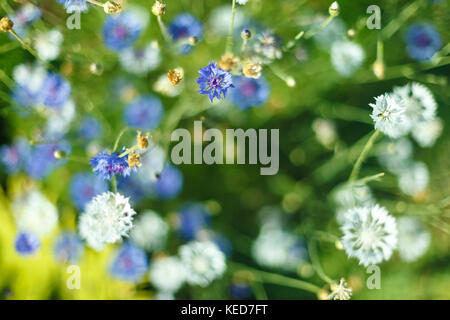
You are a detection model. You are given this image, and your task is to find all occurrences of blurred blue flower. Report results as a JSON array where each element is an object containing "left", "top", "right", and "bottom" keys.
[
  {"left": 24, "top": 141, "right": 71, "bottom": 180},
  {"left": 177, "top": 203, "right": 211, "bottom": 240},
  {"left": 229, "top": 282, "right": 253, "bottom": 299},
  {"left": 56, "top": 0, "right": 89, "bottom": 12},
  {"left": 90, "top": 149, "right": 132, "bottom": 181},
  {"left": 197, "top": 62, "right": 234, "bottom": 102},
  {"left": 124, "top": 95, "right": 164, "bottom": 130},
  {"left": 405, "top": 23, "right": 442, "bottom": 61},
  {"left": 38, "top": 73, "right": 71, "bottom": 109},
  {"left": 212, "top": 233, "right": 233, "bottom": 256},
  {"left": 78, "top": 116, "right": 103, "bottom": 140},
  {"left": 11, "top": 84, "right": 40, "bottom": 108},
  {"left": 154, "top": 164, "right": 183, "bottom": 200},
  {"left": 70, "top": 172, "right": 108, "bottom": 211},
  {"left": 230, "top": 75, "right": 270, "bottom": 110},
  {"left": 0, "top": 137, "right": 30, "bottom": 174},
  {"left": 103, "top": 12, "right": 142, "bottom": 51},
  {"left": 169, "top": 13, "right": 203, "bottom": 54},
  {"left": 110, "top": 242, "right": 149, "bottom": 283},
  {"left": 15, "top": 231, "right": 40, "bottom": 256},
  {"left": 53, "top": 232, "right": 84, "bottom": 263},
  {"left": 9, "top": 4, "right": 41, "bottom": 38}
]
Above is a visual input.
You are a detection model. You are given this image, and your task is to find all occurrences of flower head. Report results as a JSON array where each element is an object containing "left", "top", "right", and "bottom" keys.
[
  {"left": 130, "top": 210, "right": 168, "bottom": 251},
  {"left": 167, "top": 68, "right": 184, "bottom": 85},
  {"left": 398, "top": 161, "right": 429, "bottom": 196},
  {"left": 177, "top": 203, "right": 211, "bottom": 240},
  {"left": 15, "top": 231, "right": 40, "bottom": 256},
  {"left": 328, "top": 278, "right": 352, "bottom": 300},
  {"left": 411, "top": 118, "right": 443, "bottom": 148},
  {"left": 110, "top": 242, "right": 148, "bottom": 282},
  {"left": 150, "top": 257, "right": 186, "bottom": 293},
  {"left": 397, "top": 216, "right": 431, "bottom": 262},
  {"left": 253, "top": 30, "right": 282, "bottom": 63},
  {"left": 78, "top": 116, "right": 103, "bottom": 140},
  {"left": 168, "top": 13, "right": 203, "bottom": 54},
  {"left": 370, "top": 94, "right": 406, "bottom": 138},
  {"left": 124, "top": 95, "right": 164, "bottom": 130},
  {"left": 230, "top": 75, "right": 270, "bottom": 110},
  {"left": 70, "top": 172, "right": 108, "bottom": 211},
  {"left": 53, "top": 232, "right": 84, "bottom": 263},
  {"left": 179, "top": 241, "right": 226, "bottom": 287},
  {"left": 153, "top": 164, "right": 184, "bottom": 199},
  {"left": 197, "top": 62, "right": 234, "bottom": 102},
  {"left": 79, "top": 192, "right": 136, "bottom": 251},
  {"left": 90, "top": 149, "right": 132, "bottom": 180},
  {"left": 331, "top": 40, "right": 365, "bottom": 77},
  {"left": 34, "top": 29, "right": 63, "bottom": 61},
  {"left": 0, "top": 17, "right": 14, "bottom": 32},
  {"left": 405, "top": 23, "right": 441, "bottom": 61},
  {"left": 57, "top": 0, "right": 89, "bottom": 12},
  {"left": 219, "top": 52, "right": 240, "bottom": 71},
  {"left": 151, "top": 1, "right": 166, "bottom": 16},
  {"left": 103, "top": 12, "right": 142, "bottom": 51},
  {"left": 119, "top": 43, "right": 161, "bottom": 75},
  {"left": 341, "top": 205, "right": 397, "bottom": 267},
  {"left": 38, "top": 73, "right": 71, "bottom": 109}
]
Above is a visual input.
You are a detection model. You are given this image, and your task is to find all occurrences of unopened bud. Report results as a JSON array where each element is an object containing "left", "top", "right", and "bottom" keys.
[
  {"left": 241, "top": 29, "right": 251, "bottom": 40},
  {"left": 372, "top": 60, "right": 385, "bottom": 79},
  {"left": 329, "top": 1, "right": 340, "bottom": 17},
  {"left": 54, "top": 150, "right": 67, "bottom": 159},
  {"left": 152, "top": 1, "right": 166, "bottom": 16},
  {"left": 0, "top": 17, "right": 14, "bottom": 32}
]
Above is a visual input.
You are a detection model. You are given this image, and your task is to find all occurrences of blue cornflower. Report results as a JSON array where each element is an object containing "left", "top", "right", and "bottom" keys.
[
  {"left": 15, "top": 231, "right": 40, "bottom": 256},
  {"left": 24, "top": 141, "right": 71, "bottom": 180},
  {"left": 405, "top": 23, "right": 442, "bottom": 61},
  {"left": 78, "top": 116, "right": 103, "bottom": 140},
  {"left": 70, "top": 172, "right": 108, "bottom": 211},
  {"left": 53, "top": 232, "right": 84, "bottom": 263},
  {"left": 168, "top": 13, "right": 203, "bottom": 54},
  {"left": 177, "top": 203, "right": 211, "bottom": 240},
  {"left": 38, "top": 73, "right": 71, "bottom": 109},
  {"left": 0, "top": 137, "right": 30, "bottom": 174},
  {"left": 124, "top": 95, "right": 164, "bottom": 130},
  {"left": 110, "top": 242, "right": 149, "bottom": 283},
  {"left": 197, "top": 62, "right": 234, "bottom": 102},
  {"left": 56, "top": 0, "right": 89, "bottom": 12},
  {"left": 103, "top": 12, "right": 142, "bottom": 51},
  {"left": 90, "top": 149, "right": 132, "bottom": 180},
  {"left": 154, "top": 164, "right": 183, "bottom": 200},
  {"left": 230, "top": 75, "right": 270, "bottom": 110}
]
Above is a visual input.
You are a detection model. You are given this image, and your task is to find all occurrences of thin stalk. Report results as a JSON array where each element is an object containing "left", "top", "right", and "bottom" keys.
[
  {"left": 349, "top": 129, "right": 381, "bottom": 182},
  {"left": 86, "top": 0, "right": 105, "bottom": 7},
  {"left": 113, "top": 127, "right": 132, "bottom": 152},
  {"left": 356, "top": 172, "right": 385, "bottom": 185},
  {"left": 304, "top": 15, "right": 334, "bottom": 39},
  {"left": 157, "top": 16, "right": 172, "bottom": 43},
  {"left": 308, "top": 239, "right": 333, "bottom": 284},
  {"left": 111, "top": 175, "right": 118, "bottom": 193},
  {"left": 225, "top": 0, "right": 237, "bottom": 53}
]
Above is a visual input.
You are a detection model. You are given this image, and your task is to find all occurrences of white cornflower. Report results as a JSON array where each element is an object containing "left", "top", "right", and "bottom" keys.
[
  {"left": 34, "top": 29, "right": 63, "bottom": 61},
  {"left": 150, "top": 257, "right": 187, "bottom": 293},
  {"left": 12, "top": 190, "right": 58, "bottom": 237},
  {"left": 341, "top": 205, "right": 397, "bottom": 267},
  {"left": 370, "top": 94, "right": 406, "bottom": 138},
  {"left": 411, "top": 118, "right": 443, "bottom": 148},
  {"left": 397, "top": 216, "right": 431, "bottom": 262},
  {"left": 153, "top": 73, "right": 183, "bottom": 97},
  {"left": 79, "top": 192, "right": 136, "bottom": 251},
  {"left": 392, "top": 82, "right": 437, "bottom": 133},
  {"left": 330, "top": 40, "right": 365, "bottom": 77},
  {"left": 13, "top": 63, "right": 47, "bottom": 98},
  {"left": 130, "top": 210, "right": 168, "bottom": 251},
  {"left": 179, "top": 241, "right": 226, "bottom": 287},
  {"left": 252, "top": 229, "right": 307, "bottom": 270},
  {"left": 328, "top": 278, "right": 352, "bottom": 300},
  {"left": 398, "top": 162, "right": 429, "bottom": 196},
  {"left": 45, "top": 99, "right": 76, "bottom": 138},
  {"left": 377, "top": 137, "right": 413, "bottom": 174},
  {"left": 332, "top": 182, "right": 374, "bottom": 225},
  {"left": 119, "top": 42, "right": 161, "bottom": 75}
]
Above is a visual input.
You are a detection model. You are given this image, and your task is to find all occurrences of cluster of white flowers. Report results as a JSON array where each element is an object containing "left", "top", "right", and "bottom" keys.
[
  {"left": 12, "top": 190, "right": 58, "bottom": 237},
  {"left": 119, "top": 42, "right": 161, "bottom": 75},
  {"left": 398, "top": 161, "right": 429, "bottom": 196},
  {"left": 79, "top": 192, "right": 136, "bottom": 251},
  {"left": 341, "top": 205, "right": 397, "bottom": 267},
  {"left": 130, "top": 210, "right": 169, "bottom": 251},
  {"left": 370, "top": 94, "right": 405, "bottom": 138},
  {"left": 397, "top": 216, "right": 431, "bottom": 262},
  {"left": 179, "top": 241, "right": 226, "bottom": 287},
  {"left": 150, "top": 256, "right": 187, "bottom": 293}
]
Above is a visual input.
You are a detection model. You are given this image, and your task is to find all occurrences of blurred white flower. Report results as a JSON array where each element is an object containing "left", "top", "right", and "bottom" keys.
[
  {"left": 34, "top": 29, "right": 63, "bottom": 61},
  {"left": 333, "top": 182, "right": 375, "bottom": 225},
  {"left": 330, "top": 40, "right": 365, "bottom": 77},
  {"left": 328, "top": 278, "right": 352, "bottom": 300},
  {"left": 370, "top": 94, "right": 406, "bottom": 138},
  {"left": 411, "top": 118, "right": 443, "bottom": 148},
  {"left": 209, "top": 5, "right": 247, "bottom": 35},
  {"left": 341, "top": 205, "right": 397, "bottom": 267},
  {"left": 130, "top": 210, "right": 168, "bottom": 251},
  {"left": 153, "top": 73, "right": 183, "bottom": 97},
  {"left": 252, "top": 229, "right": 307, "bottom": 270},
  {"left": 150, "top": 256, "right": 186, "bottom": 293},
  {"left": 12, "top": 190, "right": 58, "bottom": 237},
  {"left": 79, "top": 192, "right": 136, "bottom": 251},
  {"left": 313, "top": 18, "right": 346, "bottom": 51},
  {"left": 179, "top": 241, "right": 226, "bottom": 287},
  {"left": 236, "top": 0, "right": 249, "bottom": 4},
  {"left": 397, "top": 216, "right": 431, "bottom": 262},
  {"left": 119, "top": 42, "right": 161, "bottom": 75},
  {"left": 392, "top": 82, "right": 437, "bottom": 133},
  {"left": 377, "top": 137, "right": 413, "bottom": 174},
  {"left": 13, "top": 63, "right": 47, "bottom": 96},
  {"left": 398, "top": 161, "right": 429, "bottom": 196},
  {"left": 45, "top": 99, "right": 76, "bottom": 138},
  {"left": 312, "top": 118, "right": 337, "bottom": 148}
]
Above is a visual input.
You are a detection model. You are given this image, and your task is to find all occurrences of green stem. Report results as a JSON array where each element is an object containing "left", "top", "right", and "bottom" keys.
[
  {"left": 8, "top": 29, "right": 52, "bottom": 70},
  {"left": 0, "top": 69, "right": 14, "bottom": 89},
  {"left": 356, "top": 172, "right": 385, "bottom": 185},
  {"left": 111, "top": 175, "right": 117, "bottom": 193},
  {"left": 157, "top": 16, "right": 172, "bottom": 43},
  {"left": 304, "top": 15, "right": 334, "bottom": 39},
  {"left": 308, "top": 239, "right": 333, "bottom": 284},
  {"left": 113, "top": 127, "right": 133, "bottom": 152},
  {"left": 349, "top": 129, "right": 381, "bottom": 182},
  {"left": 225, "top": 0, "right": 237, "bottom": 53},
  {"left": 382, "top": 0, "right": 424, "bottom": 40}
]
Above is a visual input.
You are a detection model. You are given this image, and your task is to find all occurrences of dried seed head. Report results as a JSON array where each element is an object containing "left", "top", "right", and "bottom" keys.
[
  {"left": 168, "top": 68, "right": 184, "bottom": 85},
  {"left": 242, "top": 62, "right": 262, "bottom": 79},
  {"left": 104, "top": 1, "right": 122, "bottom": 14},
  {"left": 137, "top": 131, "right": 149, "bottom": 149},
  {"left": 0, "top": 17, "right": 14, "bottom": 32},
  {"left": 219, "top": 52, "right": 240, "bottom": 71},
  {"left": 152, "top": 1, "right": 166, "bottom": 16}
]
